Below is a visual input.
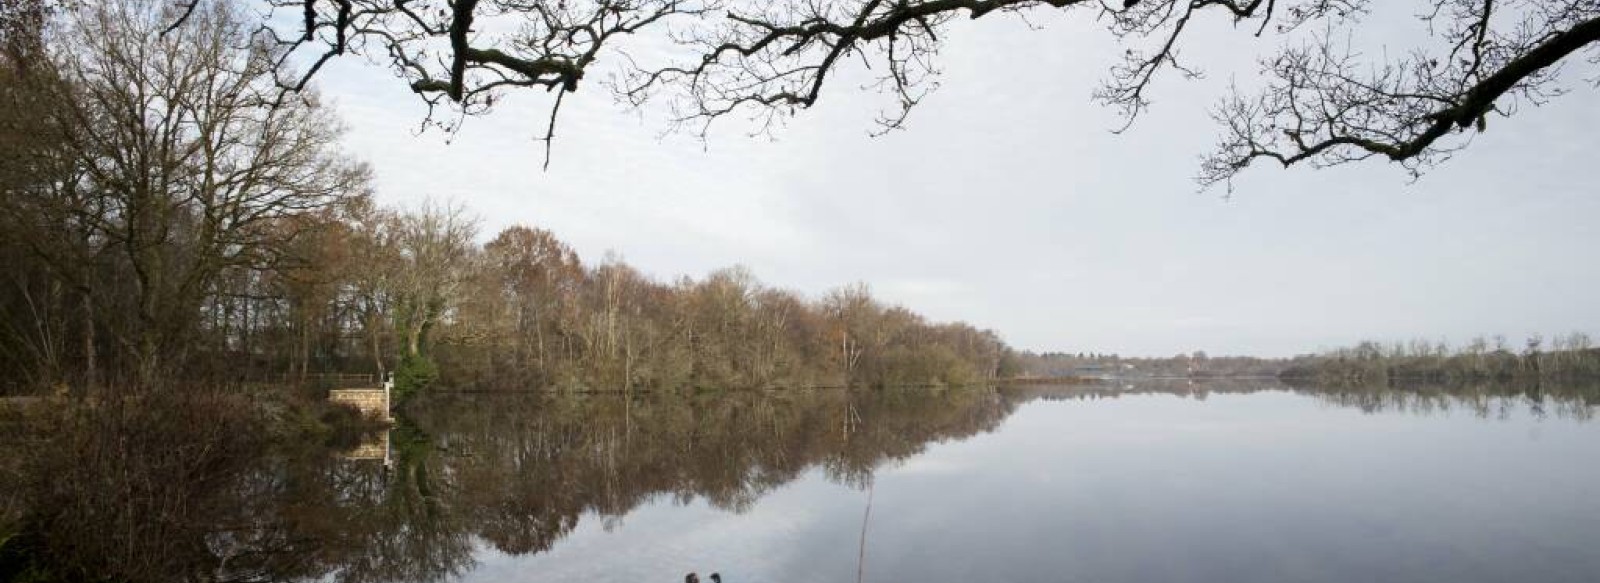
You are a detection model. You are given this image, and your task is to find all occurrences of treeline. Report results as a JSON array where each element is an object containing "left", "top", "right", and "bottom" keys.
[
  {"left": 0, "top": 0, "right": 1012, "bottom": 396},
  {"left": 250, "top": 209, "right": 1016, "bottom": 394},
  {"left": 1279, "top": 334, "right": 1600, "bottom": 385},
  {"left": 1012, "top": 350, "right": 1286, "bottom": 379}
]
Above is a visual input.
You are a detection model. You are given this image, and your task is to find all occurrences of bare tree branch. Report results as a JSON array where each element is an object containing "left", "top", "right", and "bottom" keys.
[
  {"left": 149, "top": 0, "right": 1599, "bottom": 183},
  {"left": 1202, "top": 2, "right": 1600, "bottom": 188}
]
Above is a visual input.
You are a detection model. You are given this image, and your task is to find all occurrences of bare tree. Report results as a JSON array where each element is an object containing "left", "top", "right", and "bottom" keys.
[
  {"left": 1201, "top": 1, "right": 1600, "bottom": 187},
  {"left": 627, "top": 0, "right": 1600, "bottom": 186},
  {"left": 248, "top": 0, "right": 710, "bottom": 161},
  {"left": 197, "top": 0, "right": 1598, "bottom": 184},
  {"left": 49, "top": 0, "right": 367, "bottom": 386}
]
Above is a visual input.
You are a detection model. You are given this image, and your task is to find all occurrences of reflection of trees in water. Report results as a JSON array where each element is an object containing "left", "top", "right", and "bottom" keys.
[
  {"left": 1007, "top": 379, "right": 1600, "bottom": 421},
  {"left": 20, "top": 382, "right": 1597, "bottom": 583},
  {"left": 407, "top": 388, "right": 1018, "bottom": 558},
  {"left": 1295, "top": 382, "right": 1600, "bottom": 421},
  {"left": 208, "top": 387, "right": 1021, "bottom": 583},
  {"left": 203, "top": 418, "right": 476, "bottom": 583},
  {"left": 321, "top": 419, "right": 478, "bottom": 583},
  {"left": 275, "top": 382, "right": 1600, "bottom": 582}
]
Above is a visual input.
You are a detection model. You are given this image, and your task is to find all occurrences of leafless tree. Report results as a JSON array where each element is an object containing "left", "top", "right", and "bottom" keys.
[
  {"left": 1201, "top": 0, "right": 1600, "bottom": 188},
  {"left": 247, "top": 0, "right": 711, "bottom": 163},
  {"left": 625, "top": 0, "right": 1600, "bottom": 186},
  {"left": 19, "top": 0, "right": 368, "bottom": 386},
  {"left": 202, "top": 0, "right": 1598, "bottom": 184}
]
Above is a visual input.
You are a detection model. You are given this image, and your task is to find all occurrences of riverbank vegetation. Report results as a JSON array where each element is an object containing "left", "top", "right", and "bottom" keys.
[
  {"left": 0, "top": 0, "right": 1014, "bottom": 400},
  {"left": 1279, "top": 334, "right": 1600, "bottom": 385}
]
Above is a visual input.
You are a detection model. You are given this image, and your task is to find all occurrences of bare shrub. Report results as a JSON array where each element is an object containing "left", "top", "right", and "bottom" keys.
[{"left": 1, "top": 387, "right": 269, "bottom": 582}]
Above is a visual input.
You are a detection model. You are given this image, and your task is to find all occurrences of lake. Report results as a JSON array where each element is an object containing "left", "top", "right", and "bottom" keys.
[
  {"left": 211, "top": 381, "right": 1596, "bottom": 583},
  {"left": 27, "top": 382, "right": 1597, "bottom": 583}
]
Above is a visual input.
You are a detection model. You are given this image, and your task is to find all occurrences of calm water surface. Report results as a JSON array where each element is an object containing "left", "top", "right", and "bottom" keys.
[{"left": 296, "top": 383, "right": 1600, "bottom": 583}]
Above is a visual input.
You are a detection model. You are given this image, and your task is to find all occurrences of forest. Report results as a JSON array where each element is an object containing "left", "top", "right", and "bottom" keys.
[{"left": 0, "top": 0, "right": 1015, "bottom": 399}]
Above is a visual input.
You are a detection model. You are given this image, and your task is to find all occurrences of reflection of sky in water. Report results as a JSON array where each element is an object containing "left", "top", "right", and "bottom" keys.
[{"left": 464, "top": 392, "right": 1600, "bottom": 583}]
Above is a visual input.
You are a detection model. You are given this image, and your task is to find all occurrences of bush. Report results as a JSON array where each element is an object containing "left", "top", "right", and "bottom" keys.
[{"left": 394, "top": 353, "right": 439, "bottom": 401}]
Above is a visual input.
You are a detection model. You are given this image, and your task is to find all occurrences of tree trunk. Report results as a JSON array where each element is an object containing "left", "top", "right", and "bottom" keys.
[
  {"left": 81, "top": 289, "right": 96, "bottom": 394},
  {"left": 368, "top": 311, "right": 385, "bottom": 377}
]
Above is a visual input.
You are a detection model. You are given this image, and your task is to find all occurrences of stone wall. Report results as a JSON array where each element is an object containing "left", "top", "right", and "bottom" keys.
[{"left": 329, "top": 389, "right": 390, "bottom": 420}]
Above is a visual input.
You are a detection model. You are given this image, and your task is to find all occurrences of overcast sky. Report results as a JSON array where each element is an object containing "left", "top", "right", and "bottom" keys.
[{"left": 304, "top": 6, "right": 1600, "bottom": 358}]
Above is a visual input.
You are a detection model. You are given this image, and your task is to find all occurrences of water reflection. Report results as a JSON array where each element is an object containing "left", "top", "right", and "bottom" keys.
[
  {"left": 18, "top": 381, "right": 1600, "bottom": 582},
  {"left": 225, "top": 388, "right": 1021, "bottom": 583},
  {"left": 392, "top": 388, "right": 1018, "bottom": 560},
  {"left": 1010, "top": 379, "right": 1600, "bottom": 421},
  {"left": 304, "top": 382, "right": 1600, "bottom": 582}
]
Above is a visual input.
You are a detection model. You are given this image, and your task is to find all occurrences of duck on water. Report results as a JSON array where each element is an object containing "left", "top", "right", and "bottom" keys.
[{"left": 685, "top": 573, "right": 721, "bottom": 583}]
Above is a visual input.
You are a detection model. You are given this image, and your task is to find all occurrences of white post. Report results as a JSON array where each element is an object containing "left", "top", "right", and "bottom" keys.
[{"left": 382, "top": 372, "right": 394, "bottom": 420}]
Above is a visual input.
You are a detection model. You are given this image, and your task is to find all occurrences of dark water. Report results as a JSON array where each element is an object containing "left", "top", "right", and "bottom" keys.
[{"left": 128, "top": 383, "right": 1600, "bottom": 582}]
